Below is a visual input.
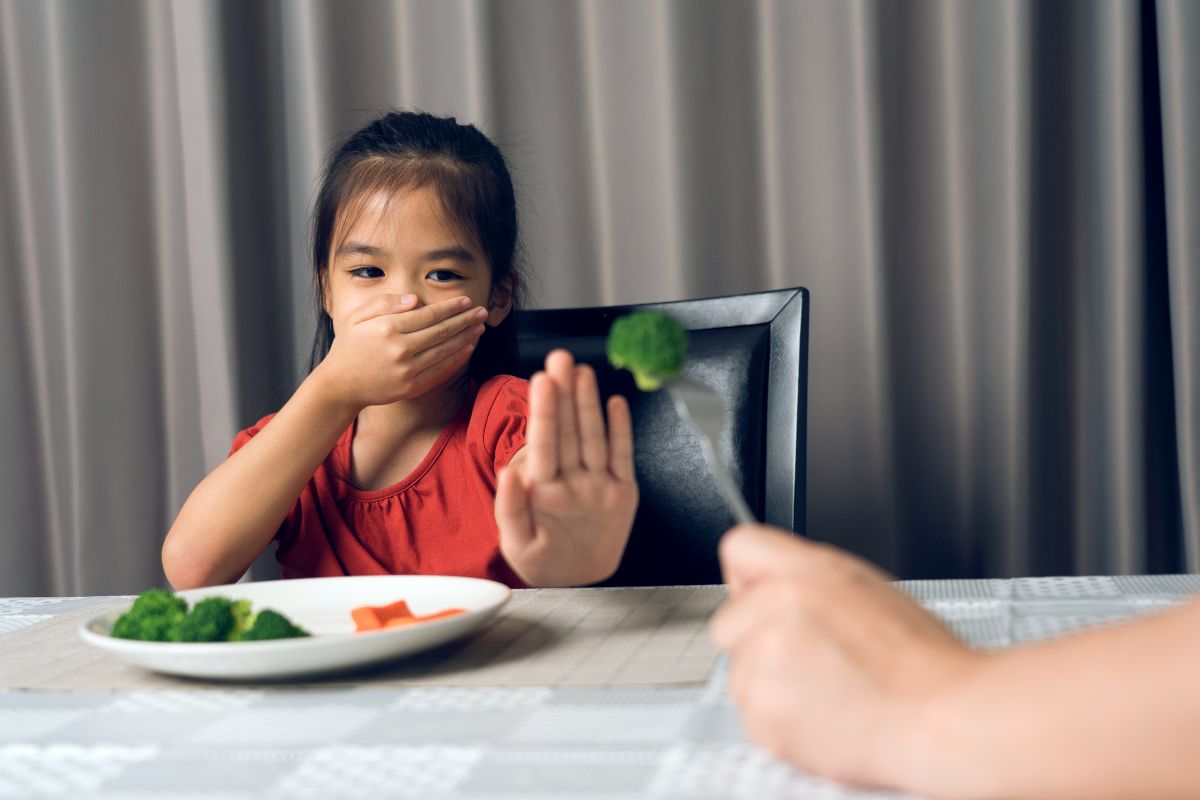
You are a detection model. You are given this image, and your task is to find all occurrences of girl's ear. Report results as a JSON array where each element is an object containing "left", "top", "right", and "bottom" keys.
[
  {"left": 320, "top": 272, "right": 332, "bottom": 317},
  {"left": 486, "top": 279, "right": 514, "bottom": 327}
]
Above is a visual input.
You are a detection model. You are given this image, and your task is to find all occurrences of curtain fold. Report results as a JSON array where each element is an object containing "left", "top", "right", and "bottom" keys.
[
  {"left": 1070, "top": 0, "right": 1145, "bottom": 574},
  {"left": 0, "top": 0, "right": 54, "bottom": 595},
  {"left": 168, "top": 0, "right": 239, "bottom": 475},
  {"left": 1158, "top": 0, "right": 1200, "bottom": 569},
  {"left": 0, "top": 0, "right": 1195, "bottom": 594}
]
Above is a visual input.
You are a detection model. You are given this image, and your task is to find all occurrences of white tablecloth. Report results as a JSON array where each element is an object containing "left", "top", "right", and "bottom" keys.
[{"left": 2, "top": 575, "right": 1198, "bottom": 799}]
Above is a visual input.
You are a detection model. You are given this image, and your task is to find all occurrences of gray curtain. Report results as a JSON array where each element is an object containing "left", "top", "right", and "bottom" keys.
[{"left": 1, "top": 0, "right": 1196, "bottom": 595}]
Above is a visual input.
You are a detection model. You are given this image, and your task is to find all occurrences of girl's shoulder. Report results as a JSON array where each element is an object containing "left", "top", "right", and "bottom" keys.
[
  {"left": 469, "top": 375, "right": 529, "bottom": 467},
  {"left": 474, "top": 374, "right": 528, "bottom": 409}
]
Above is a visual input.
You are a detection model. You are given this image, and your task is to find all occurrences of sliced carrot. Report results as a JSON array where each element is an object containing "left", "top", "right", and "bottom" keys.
[
  {"left": 413, "top": 608, "right": 466, "bottom": 623},
  {"left": 373, "top": 599, "right": 415, "bottom": 620},
  {"left": 352, "top": 599, "right": 466, "bottom": 632},
  {"left": 381, "top": 608, "right": 466, "bottom": 627},
  {"left": 351, "top": 600, "right": 414, "bottom": 632},
  {"left": 351, "top": 607, "right": 384, "bottom": 631}
]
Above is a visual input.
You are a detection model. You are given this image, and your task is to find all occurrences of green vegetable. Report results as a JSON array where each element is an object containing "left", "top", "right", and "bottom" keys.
[
  {"left": 606, "top": 310, "right": 689, "bottom": 391},
  {"left": 229, "top": 598, "right": 254, "bottom": 639},
  {"left": 238, "top": 609, "right": 310, "bottom": 641},
  {"left": 111, "top": 589, "right": 187, "bottom": 642},
  {"left": 110, "top": 591, "right": 308, "bottom": 643},
  {"left": 178, "top": 596, "right": 236, "bottom": 642}
]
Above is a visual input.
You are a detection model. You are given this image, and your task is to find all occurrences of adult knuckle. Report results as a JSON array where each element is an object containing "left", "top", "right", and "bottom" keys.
[
  {"left": 819, "top": 544, "right": 862, "bottom": 575},
  {"left": 757, "top": 627, "right": 797, "bottom": 662},
  {"left": 770, "top": 581, "right": 809, "bottom": 611},
  {"left": 756, "top": 627, "right": 784, "bottom": 657}
]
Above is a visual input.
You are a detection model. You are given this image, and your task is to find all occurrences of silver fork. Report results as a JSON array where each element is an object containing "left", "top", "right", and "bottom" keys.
[{"left": 667, "top": 378, "right": 757, "bottom": 525}]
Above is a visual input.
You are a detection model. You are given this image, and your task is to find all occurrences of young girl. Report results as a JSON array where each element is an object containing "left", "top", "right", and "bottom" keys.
[{"left": 162, "top": 111, "right": 639, "bottom": 590}]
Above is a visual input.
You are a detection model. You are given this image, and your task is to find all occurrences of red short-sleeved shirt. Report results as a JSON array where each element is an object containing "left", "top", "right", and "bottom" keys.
[{"left": 229, "top": 375, "right": 529, "bottom": 588}]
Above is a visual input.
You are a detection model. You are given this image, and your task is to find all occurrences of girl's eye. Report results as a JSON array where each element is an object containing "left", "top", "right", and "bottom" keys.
[
  {"left": 428, "top": 269, "right": 463, "bottom": 283},
  {"left": 350, "top": 266, "right": 384, "bottom": 279}
]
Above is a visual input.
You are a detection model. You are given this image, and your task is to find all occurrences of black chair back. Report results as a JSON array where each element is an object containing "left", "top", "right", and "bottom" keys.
[{"left": 511, "top": 287, "right": 809, "bottom": 585}]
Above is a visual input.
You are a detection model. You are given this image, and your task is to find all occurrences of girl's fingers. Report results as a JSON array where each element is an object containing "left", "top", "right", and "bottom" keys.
[
  {"left": 347, "top": 293, "right": 419, "bottom": 325},
  {"left": 546, "top": 350, "right": 580, "bottom": 470},
  {"left": 402, "top": 338, "right": 478, "bottom": 396},
  {"left": 575, "top": 365, "right": 608, "bottom": 472},
  {"left": 386, "top": 295, "right": 473, "bottom": 332},
  {"left": 494, "top": 465, "right": 534, "bottom": 546},
  {"left": 400, "top": 304, "right": 488, "bottom": 351},
  {"left": 526, "top": 372, "right": 559, "bottom": 482},
  {"left": 405, "top": 321, "right": 485, "bottom": 373},
  {"left": 606, "top": 394, "right": 635, "bottom": 482}
]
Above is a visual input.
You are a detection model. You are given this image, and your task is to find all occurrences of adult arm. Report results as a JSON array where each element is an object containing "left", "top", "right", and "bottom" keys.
[{"left": 710, "top": 524, "right": 1200, "bottom": 800}]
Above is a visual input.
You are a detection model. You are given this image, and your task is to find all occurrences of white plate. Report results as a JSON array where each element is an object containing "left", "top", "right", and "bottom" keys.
[{"left": 79, "top": 575, "right": 510, "bottom": 681}]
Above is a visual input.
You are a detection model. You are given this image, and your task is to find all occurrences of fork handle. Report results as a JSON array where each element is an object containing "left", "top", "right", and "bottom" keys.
[{"left": 696, "top": 435, "right": 757, "bottom": 526}]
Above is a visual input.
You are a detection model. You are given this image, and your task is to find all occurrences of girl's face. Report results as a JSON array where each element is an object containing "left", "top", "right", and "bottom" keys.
[{"left": 323, "top": 184, "right": 511, "bottom": 333}]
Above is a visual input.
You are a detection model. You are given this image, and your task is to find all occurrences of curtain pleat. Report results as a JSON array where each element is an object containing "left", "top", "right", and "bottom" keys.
[
  {"left": 0, "top": 0, "right": 55, "bottom": 594},
  {"left": 1068, "top": 0, "right": 1145, "bottom": 573},
  {"left": 1158, "top": 0, "right": 1200, "bottom": 570},
  {"left": 278, "top": 0, "right": 328, "bottom": 376},
  {"left": 0, "top": 0, "right": 1195, "bottom": 593},
  {"left": 168, "top": 0, "right": 239, "bottom": 477},
  {"left": 145, "top": 1, "right": 205, "bottom": 539}
]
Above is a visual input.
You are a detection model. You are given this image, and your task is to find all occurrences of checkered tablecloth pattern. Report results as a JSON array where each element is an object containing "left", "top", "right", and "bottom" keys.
[{"left": 2, "top": 576, "right": 1198, "bottom": 799}]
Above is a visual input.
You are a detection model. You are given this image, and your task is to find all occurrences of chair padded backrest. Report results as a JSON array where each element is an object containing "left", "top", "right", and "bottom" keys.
[{"left": 511, "top": 287, "right": 809, "bottom": 585}]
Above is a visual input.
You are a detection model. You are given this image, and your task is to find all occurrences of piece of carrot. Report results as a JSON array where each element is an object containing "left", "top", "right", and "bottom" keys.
[
  {"left": 374, "top": 599, "right": 415, "bottom": 619},
  {"left": 351, "top": 600, "right": 415, "bottom": 632},
  {"left": 350, "top": 607, "right": 384, "bottom": 631},
  {"left": 352, "top": 600, "right": 467, "bottom": 632},
  {"left": 381, "top": 608, "right": 466, "bottom": 628},
  {"left": 413, "top": 608, "right": 466, "bottom": 623}
]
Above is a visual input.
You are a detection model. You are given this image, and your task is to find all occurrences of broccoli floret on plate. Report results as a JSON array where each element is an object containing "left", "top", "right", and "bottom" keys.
[
  {"left": 111, "top": 589, "right": 187, "bottom": 642},
  {"left": 110, "top": 591, "right": 308, "bottom": 643},
  {"left": 229, "top": 598, "right": 254, "bottom": 640},
  {"left": 238, "top": 609, "right": 310, "bottom": 641},
  {"left": 606, "top": 310, "right": 688, "bottom": 391},
  {"left": 178, "top": 596, "right": 237, "bottom": 642}
]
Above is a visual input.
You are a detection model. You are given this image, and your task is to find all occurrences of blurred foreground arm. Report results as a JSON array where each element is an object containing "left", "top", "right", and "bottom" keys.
[{"left": 710, "top": 524, "right": 1200, "bottom": 800}]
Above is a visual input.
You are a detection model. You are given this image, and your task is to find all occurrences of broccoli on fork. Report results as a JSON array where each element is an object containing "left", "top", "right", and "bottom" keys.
[{"left": 606, "top": 310, "right": 689, "bottom": 391}]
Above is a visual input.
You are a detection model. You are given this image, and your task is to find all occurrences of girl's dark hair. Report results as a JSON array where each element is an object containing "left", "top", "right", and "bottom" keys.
[{"left": 308, "top": 110, "right": 523, "bottom": 378}]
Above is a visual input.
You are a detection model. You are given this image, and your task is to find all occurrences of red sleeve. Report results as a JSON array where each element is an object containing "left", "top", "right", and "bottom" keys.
[
  {"left": 478, "top": 376, "right": 528, "bottom": 471},
  {"left": 227, "top": 413, "right": 277, "bottom": 457}
]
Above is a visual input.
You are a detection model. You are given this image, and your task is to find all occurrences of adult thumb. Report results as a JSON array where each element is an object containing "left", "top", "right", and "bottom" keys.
[{"left": 718, "top": 523, "right": 819, "bottom": 592}]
